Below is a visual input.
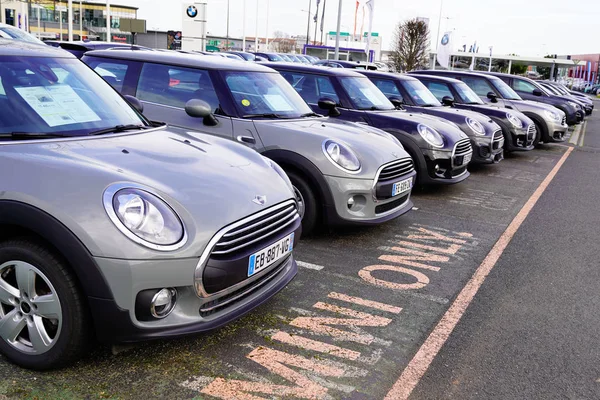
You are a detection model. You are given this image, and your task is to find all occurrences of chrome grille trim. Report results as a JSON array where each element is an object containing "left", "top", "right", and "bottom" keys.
[
  {"left": 221, "top": 204, "right": 296, "bottom": 239},
  {"left": 454, "top": 138, "right": 472, "bottom": 156},
  {"left": 194, "top": 199, "right": 299, "bottom": 298},
  {"left": 562, "top": 116, "right": 567, "bottom": 126},
  {"left": 527, "top": 124, "right": 536, "bottom": 141},
  {"left": 493, "top": 129, "right": 504, "bottom": 142},
  {"left": 377, "top": 158, "right": 414, "bottom": 182}
]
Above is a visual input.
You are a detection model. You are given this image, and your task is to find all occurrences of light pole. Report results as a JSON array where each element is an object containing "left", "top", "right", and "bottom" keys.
[
  {"left": 152, "top": 26, "right": 158, "bottom": 48},
  {"left": 68, "top": 0, "right": 73, "bottom": 41},
  {"left": 106, "top": 0, "right": 110, "bottom": 42},
  {"left": 79, "top": 0, "right": 83, "bottom": 40},
  {"left": 320, "top": 0, "right": 327, "bottom": 45},
  {"left": 304, "top": 0, "right": 312, "bottom": 46},
  {"left": 334, "top": 0, "right": 342, "bottom": 60},
  {"left": 435, "top": 0, "right": 444, "bottom": 52},
  {"left": 225, "top": 0, "right": 230, "bottom": 50},
  {"left": 242, "top": 0, "right": 246, "bottom": 51},
  {"left": 313, "top": 0, "right": 319, "bottom": 46},
  {"left": 254, "top": 0, "right": 259, "bottom": 51},
  {"left": 265, "top": 0, "right": 270, "bottom": 49}
]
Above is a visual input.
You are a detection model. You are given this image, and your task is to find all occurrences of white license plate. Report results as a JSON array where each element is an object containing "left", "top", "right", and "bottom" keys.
[
  {"left": 463, "top": 153, "right": 472, "bottom": 165},
  {"left": 248, "top": 233, "right": 295, "bottom": 277},
  {"left": 392, "top": 178, "right": 413, "bottom": 197}
]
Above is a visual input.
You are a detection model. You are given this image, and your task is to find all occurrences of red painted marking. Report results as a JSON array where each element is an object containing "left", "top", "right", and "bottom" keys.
[
  {"left": 272, "top": 331, "right": 361, "bottom": 360},
  {"left": 290, "top": 302, "right": 392, "bottom": 344},
  {"left": 328, "top": 292, "right": 403, "bottom": 314},
  {"left": 385, "top": 147, "right": 574, "bottom": 400},
  {"left": 359, "top": 265, "right": 430, "bottom": 290}
]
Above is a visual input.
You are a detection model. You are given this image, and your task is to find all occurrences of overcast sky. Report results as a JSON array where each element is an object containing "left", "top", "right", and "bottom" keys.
[{"left": 118, "top": 0, "right": 599, "bottom": 56}]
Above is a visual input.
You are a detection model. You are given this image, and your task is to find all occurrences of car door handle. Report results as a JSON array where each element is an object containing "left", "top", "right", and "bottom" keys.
[{"left": 237, "top": 135, "right": 256, "bottom": 144}]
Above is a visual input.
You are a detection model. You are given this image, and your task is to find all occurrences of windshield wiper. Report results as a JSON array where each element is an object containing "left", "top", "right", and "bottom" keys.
[
  {"left": 0, "top": 132, "right": 71, "bottom": 140},
  {"left": 242, "top": 113, "right": 288, "bottom": 119},
  {"left": 300, "top": 112, "right": 322, "bottom": 118},
  {"left": 88, "top": 124, "right": 150, "bottom": 136}
]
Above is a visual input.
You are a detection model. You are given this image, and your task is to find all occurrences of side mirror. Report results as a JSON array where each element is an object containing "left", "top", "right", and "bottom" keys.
[
  {"left": 388, "top": 96, "right": 404, "bottom": 109},
  {"left": 185, "top": 99, "right": 218, "bottom": 126},
  {"left": 441, "top": 96, "right": 455, "bottom": 107},
  {"left": 486, "top": 92, "right": 498, "bottom": 103},
  {"left": 123, "top": 95, "right": 144, "bottom": 114},
  {"left": 532, "top": 88, "right": 543, "bottom": 97},
  {"left": 317, "top": 97, "right": 341, "bottom": 117}
]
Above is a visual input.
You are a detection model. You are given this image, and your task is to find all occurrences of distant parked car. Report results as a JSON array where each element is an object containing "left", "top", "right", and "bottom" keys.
[
  {"left": 254, "top": 52, "right": 286, "bottom": 62},
  {"left": 410, "top": 70, "right": 569, "bottom": 144},
  {"left": 83, "top": 49, "right": 417, "bottom": 234},
  {"left": 362, "top": 71, "right": 505, "bottom": 164},
  {"left": 539, "top": 81, "right": 593, "bottom": 115},
  {"left": 408, "top": 74, "right": 537, "bottom": 150},
  {"left": 227, "top": 51, "right": 258, "bottom": 61},
  {"left": 483, "top": 72, "right": 582, "bottom": 125},
  {"left": 0, "top": 23, "right": 44, "bottom": 44},
  {"left": 269, "top": 63, "right": 474, "bottom": 185},
  {"left": 44, "top": 41, "right": 150, "bottom": 59}
]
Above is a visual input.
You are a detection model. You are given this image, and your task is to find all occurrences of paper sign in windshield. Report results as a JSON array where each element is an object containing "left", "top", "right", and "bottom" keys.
[
  {"left": 15, "top": 85, "right": 101, "bottom": 127},
  {"left": 263, "top": 94, "right": 295, "bottom": 112},
  {"left": 359, "top": 88, "right": 385, "bottom": 105}
]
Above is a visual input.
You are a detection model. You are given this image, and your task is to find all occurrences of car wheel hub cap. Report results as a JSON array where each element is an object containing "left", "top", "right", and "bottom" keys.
[
  {"left": 0, "top": 261, "right": 62, "bottom": 354},
  {"left": 293, "top": 187, "right": 306, "bottom": 220}
]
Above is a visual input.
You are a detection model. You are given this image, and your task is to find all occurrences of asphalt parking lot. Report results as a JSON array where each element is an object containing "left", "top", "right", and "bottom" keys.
[{"left": 0, "top": 101, "right": 597, "bottom": 399}]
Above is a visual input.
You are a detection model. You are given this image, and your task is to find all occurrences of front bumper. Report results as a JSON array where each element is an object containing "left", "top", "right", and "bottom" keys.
[
  {"left": 505, "top": 126, "right": 535, "bottom": 151},
  {"left": 470, "top": 135, "right": 504, "bottom": 164},
  {"left": 419, "top": 147, "right": 471, "bottom": 185},
  {"left": 323, "top": 171, "right": 416, "bottom": 226},
  {"left": 545, "top": 118, "right": 568, "bottom": 142},
  {"left": 91, "top": 214, "right": 301, "bottom": 343}
]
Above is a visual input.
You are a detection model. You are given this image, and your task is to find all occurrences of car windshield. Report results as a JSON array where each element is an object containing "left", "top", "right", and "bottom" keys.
[
  {"left": 267, "top": 54, "right": 284, "bottom": 61},
  {"left": 0, "top": 56, "right": 145, "bottom": 135},
  {"left": 339, "top": 77, "right": 395, "bottom": 110},
  {"left": 0, "top": 25, "right": 44, "bottom": 45},
  {"left": 454, "top": 82, "right": 485, "bottom": 104},
  {"left": 401, "top": 80, "right": 441, "bottom": 106},
  {"left": 490, "top": 77, "right": 522, "bottom": 100},
  {"left": 222, "top": 71, "right": 313, "bottom": 118}
]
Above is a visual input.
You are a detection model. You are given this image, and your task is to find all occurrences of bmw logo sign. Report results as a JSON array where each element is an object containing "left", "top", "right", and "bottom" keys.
[
  {"left": 441, "top": 34, "right": 449, "bottom": 46},
  {"left": 187, "top": 5, "right": 198, "bottom": 18}
]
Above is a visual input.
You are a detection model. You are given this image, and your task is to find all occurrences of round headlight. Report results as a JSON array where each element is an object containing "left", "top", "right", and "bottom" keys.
[
  {"left": 104, "top": 186, "right": 186, "bottom": 250},
  {"left": 506, "top": 113, "right": 523, "bottom": 129},
  {"left": 544, "top": 110, "right": 561, "bottom": 122},
  {"left": 322, "top": 140, "right": 361, "bottom": 172},
  {"left": 465, "top": 117, "right": 485, "bottom": 135},
  {"left": 417, "top": 124, "right": 444, "bottom": 148}
]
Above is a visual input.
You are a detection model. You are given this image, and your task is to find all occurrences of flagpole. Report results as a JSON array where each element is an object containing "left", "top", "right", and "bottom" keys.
[
  {"left": 488, "top": 46, "right": 493, "bottom": 72},
  {"left": 320, "top": 0, "right": 327, "bottom": 45},
  {"left": 265, "top": 0, "right": 270, "bottom": 49},
  {"left": 334, "top": 0, "right": 342, "bottom": 60},
  {"left": 254, "top": 0, "right": 259, "bottom": 51},
  {"left": 242, "top": 0, "right": 246, "bottom": 51},
  {"left": 365, "top": 0, "right": 374, "bottom": 63},
  {"left": 313, "top": 0, "right": 319, "bottom": 46},
  {"left": 435, "top": 0, "right": 443, "bottom": 52},
  {"left": 305, "top": 0, "right": 311, "bottom": 46},
  {"left": 68, "top": 0, "right": 73, "bottom": 41}
]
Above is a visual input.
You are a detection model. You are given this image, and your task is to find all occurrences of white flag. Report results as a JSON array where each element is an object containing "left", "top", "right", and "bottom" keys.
[{"left": 437, "top": 31, "right": 452, "bottom": 69}]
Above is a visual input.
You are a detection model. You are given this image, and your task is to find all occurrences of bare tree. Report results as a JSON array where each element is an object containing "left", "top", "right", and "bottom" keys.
[
  {"left": 390, "top": 19, "right": 430, "bottom": 72},
  {"left": 272, "top": 31, "right": 295, "bottom": 53}
]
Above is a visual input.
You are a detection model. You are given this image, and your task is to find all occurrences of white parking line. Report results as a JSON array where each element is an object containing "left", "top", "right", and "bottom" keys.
[{"left": 297, "top": 261, "right": 325, "bottom": 271}]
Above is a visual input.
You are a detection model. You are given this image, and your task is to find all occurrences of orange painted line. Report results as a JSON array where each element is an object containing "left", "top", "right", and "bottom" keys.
[
  {"left": 385, "top": 147, "right": 574, "bottom": 400},
  {"left": 328, "top": 292, "right": 403, "bottom": 314},
  {"left": 272, "top": 331, "right": 361, "bottom": 360}
]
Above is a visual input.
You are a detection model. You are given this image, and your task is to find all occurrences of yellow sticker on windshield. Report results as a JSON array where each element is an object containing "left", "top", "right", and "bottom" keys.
[{"left": 241, "top": 99, "right": 251, "bottom": 107}]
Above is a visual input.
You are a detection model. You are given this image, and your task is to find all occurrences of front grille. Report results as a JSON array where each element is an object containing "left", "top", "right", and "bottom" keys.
[
  {"left": 527, "top": 124, "right": 536, "bottom": 141},
  {"left": 212, "top": 200, "right": 299, "bottom": 256},
  {"left": 492, "top": 129, "right": 504, "bottom": 150},
  {"left": 375, "top": 194, "right": 409, "bottom": 214},
  {"left": 377, "top": 158, "right": 414, "bottom": 182},
  {"left": 562, "top": 116, "right": 567, "bottom": 126},
  {"left": 454, "top": 138, "right": 472, "bottom": 157},
  {"left": 199, "top": 255, "right": 290, "bottom": 317}
]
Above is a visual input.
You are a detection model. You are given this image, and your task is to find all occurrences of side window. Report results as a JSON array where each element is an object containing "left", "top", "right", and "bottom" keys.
[
  {"left": 281, "top": 72, "right": 339, "bottom": 104},
  {"left": 460, "top": 77, "right": 494, "bottom": 97},
  {"left": 0, "top": 77, "right": 5, "bottom": 96},
  {"left": 513, "top": 79, "right": 537, "bottom": 94},
  {"left": 136, "top": 63, "right": 220, "bottom": 112},
  {"left": 373, "top": 79, "right": 401, "bottom": 99},
  {"left": 92, "top": 61, "right": 129, "bottom": 91},
  {"left": 422, "top": 81, "right": 453, "bottom": 101}
]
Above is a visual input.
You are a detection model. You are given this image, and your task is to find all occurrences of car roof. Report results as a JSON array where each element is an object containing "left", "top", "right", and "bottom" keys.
[
  {"left": 261, "top": 62, "right": 364, "bottom": 77},
  {"left": 84, "top": 49, "right": 277, "bottom": 72},
  {"left": 408, "top": 73, "right": 462, "bottom": 84},
  {"left": 359, "top": 70, "right": 416, "bottom": 81},
  {"left": 412, "top": 69, "right": 504, "bottom": 81},
  {"left": 0, "top": 38, "right": 75, "bottom": 57}
]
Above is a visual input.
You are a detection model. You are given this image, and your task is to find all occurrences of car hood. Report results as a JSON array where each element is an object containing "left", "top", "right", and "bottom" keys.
[
  {"left": 408, "top": 106, "right": 500, "bottom": 136},
  {"left": 254, "top": 117, "right": 411, "bottom": 178},
  {"left": 0, "top": 126, "right": 295, "bottom": 259},
  {"left": 368, "top": 109, "right": 469, "bottom": 142},
  {"left": 512, "top": 99, "right": 567, "bottom": 117},
  {"left": 454, "top": 103, "right": 532, "bottom": 126}
]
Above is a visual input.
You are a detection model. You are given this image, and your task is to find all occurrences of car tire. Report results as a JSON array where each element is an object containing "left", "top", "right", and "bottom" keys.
[
  {"left": 0, "top": 238, "right": 91, "bottom": 370},
  {"left": 532, "top": 121, "right": 543, "bottom": 148},
  {"left": 286, "top": 171, "right": 318, "bottom": 236}
]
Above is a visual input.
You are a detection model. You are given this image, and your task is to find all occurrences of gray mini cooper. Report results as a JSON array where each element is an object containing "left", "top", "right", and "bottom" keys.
[
  {"left": 82, "top": 50, "right": 417, "bottom": 235},
  {"left": 0, "top": 40, "right": 302, "bottom": 369}
]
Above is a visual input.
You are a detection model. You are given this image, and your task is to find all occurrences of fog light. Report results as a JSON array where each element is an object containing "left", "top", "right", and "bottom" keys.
[
  {"left": 434, "top": 164, "right": 441, "bottom": 172},
  {"left": 151, "top": 288, "right": 177, "bottom": 319},
  {"left": 347, "top": 197, "right": 355, "bottom": 208}
]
